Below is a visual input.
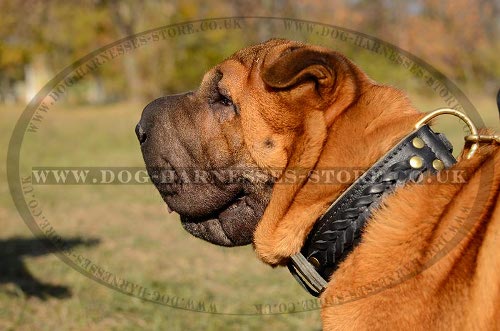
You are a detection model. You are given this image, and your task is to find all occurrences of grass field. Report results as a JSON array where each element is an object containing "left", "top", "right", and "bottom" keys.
[{"left": 0, "top": 90, "right": 498, "bottom": 330}]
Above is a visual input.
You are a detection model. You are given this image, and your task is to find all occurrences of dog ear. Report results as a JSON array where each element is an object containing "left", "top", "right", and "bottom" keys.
[
  {"left": 262, "top": 47, "right": 341, "bottom": 93},
  {"left": 261, "top": 45, "right": 366, "bottom": 124}
]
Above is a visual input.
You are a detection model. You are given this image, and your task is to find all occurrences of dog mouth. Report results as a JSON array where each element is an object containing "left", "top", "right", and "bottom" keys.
[
  {"left": 180, "top": 193, "right": 264, "bottom": 246},
  {"left": 145, "top": 159, "right": 271, "bottom": 246},
  {"left": 137, "top": 91, "right": 274, "bottom": 247}
]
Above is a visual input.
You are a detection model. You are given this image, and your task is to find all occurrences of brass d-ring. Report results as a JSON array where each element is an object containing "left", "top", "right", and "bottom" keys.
[{"left": 415, "top": 108, "right": 479, "bottom": 159}]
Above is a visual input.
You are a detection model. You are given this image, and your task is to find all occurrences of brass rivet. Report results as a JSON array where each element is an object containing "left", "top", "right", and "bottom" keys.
[
  {"left": 308, "top": 256, "right": 321, "bottom": 269},
  {"left": 432, "top": 159, "right": 445, "bottom": 171},
  {"left": 409, "top": 156, "right": 424, "bottom": 169},
  {"left": 412, "top": 137, "right": 425, "bottom": 149}
]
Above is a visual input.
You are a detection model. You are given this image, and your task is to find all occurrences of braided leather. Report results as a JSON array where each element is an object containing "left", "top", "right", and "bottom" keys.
[
  {"left": 304, "top": 161, "right": 419, "bottom": 277},
  {"left": 298, "top": 125, "right": 456, "bottom": 282}
]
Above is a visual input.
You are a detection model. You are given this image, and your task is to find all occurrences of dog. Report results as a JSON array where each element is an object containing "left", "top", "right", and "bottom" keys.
[{"left": 136, "top": 39, "right": 500, "bottom": 330}]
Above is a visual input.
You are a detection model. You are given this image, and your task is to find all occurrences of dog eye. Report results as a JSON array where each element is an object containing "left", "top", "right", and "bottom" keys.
[
  {"left": 209, "top": 85, "right": 237, "bottom": 114},
  {"left": 218, "top": 94, "right": 233, "bottom": 107}
]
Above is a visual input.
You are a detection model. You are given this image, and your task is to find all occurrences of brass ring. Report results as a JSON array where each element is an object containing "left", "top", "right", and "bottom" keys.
[
  {"left": 415, "top": 108, "right": 478, "bottom": 159},
  {"left": 464, "top": 134, "right": 500, "bottom": 144}
]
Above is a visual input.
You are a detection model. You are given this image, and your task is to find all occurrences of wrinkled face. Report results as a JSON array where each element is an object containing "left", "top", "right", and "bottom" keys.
[
  {"left": 136, "top": 40, "right": 295, "bottom": 246},
  {"left": 137, "top": 39, "right": 356, "bottom": 247}
]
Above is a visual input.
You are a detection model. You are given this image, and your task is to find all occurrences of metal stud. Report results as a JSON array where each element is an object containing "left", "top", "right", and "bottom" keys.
[
  {"left": 409, "top": 156, "right": 424, "bottom": 169},
  {"left": 412, "top": 137, "right": 425, "bottom": 149},
  {"left": 308, "top": 256, "right": 321, "bottom": 269},
  {"left": 432, "top": 159, "right": 445, "bottom": 171}
]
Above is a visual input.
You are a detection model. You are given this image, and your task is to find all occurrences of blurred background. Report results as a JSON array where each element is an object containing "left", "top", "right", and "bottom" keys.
[
  {"left": 1, "top": 1, "right": 499, "bottom": 330},
  {"left": 1, "top": 0, "right": 499, "bottom": 104}
]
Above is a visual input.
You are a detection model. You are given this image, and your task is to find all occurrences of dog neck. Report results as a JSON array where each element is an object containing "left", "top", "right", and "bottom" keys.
[
  {"left": 288, "top": 88, "right": 458, "bottom": 296},
  {"left": 325, "top": 86, "right": 424, "bottom": 170}
]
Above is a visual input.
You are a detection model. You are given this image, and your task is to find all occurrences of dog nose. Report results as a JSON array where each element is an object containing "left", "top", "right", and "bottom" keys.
[{"left": 135, "top": 123, "right": 147, "bottom": 144}]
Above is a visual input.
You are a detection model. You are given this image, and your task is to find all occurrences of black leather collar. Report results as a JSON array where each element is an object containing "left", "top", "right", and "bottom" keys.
[{"left": 288, "top": 124, "right": 456, "bottom": 296}]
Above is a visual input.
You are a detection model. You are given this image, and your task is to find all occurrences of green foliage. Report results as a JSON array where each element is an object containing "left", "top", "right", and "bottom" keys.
[{"left": 0, "top": 1, "right": 498, "bottom": 103}]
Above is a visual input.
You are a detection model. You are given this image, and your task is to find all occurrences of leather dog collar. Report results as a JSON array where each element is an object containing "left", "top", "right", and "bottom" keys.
[{"left": 288, "top": 123, "right": 457, "bottom": 297}]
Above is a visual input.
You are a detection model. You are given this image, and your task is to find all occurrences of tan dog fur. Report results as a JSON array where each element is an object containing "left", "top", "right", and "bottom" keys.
[
  {"left": 143, "top": 39, "right": 500, "bottom": 329},
  {"left": 220, "top": 40, "right": 500, "bottom": 330}
]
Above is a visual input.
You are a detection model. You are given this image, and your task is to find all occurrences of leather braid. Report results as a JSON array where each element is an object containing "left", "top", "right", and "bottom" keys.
[
  {"left": 289, "top": 125, "right": 456, "bottom": 295},
  {"left": 304, "top": 160, "right": 420, "bottom": 277}
]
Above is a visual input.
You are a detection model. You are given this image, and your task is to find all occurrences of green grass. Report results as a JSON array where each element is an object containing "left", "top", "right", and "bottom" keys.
[
  {"left": 0, "top": 91, "right": 498, "bottom": 330},
  {"left": 1, "top": 102, "right": 321, "bottom": 331}
]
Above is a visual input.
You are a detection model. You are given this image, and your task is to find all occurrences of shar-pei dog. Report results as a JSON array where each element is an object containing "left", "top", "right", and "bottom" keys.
[{"left": 136, "top": 39, "right": 499, "bottom": 330}]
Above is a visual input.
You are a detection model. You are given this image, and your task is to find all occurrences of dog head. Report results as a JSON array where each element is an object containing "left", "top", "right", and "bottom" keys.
[{"left": 136, "top": 39, "right": 375, "bottom": 248}]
